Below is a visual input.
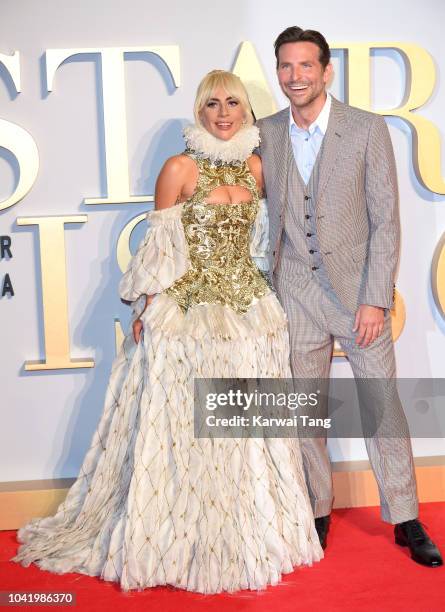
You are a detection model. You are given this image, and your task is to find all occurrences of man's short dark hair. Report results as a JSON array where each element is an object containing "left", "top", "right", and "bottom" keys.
[{"left": 274, "top": 26, "right": 331, "bottom": 69}]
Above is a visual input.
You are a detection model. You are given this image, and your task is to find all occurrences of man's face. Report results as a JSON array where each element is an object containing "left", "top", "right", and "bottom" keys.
[{"left": 277, "top": 41, "right": 331, "bottom": 109}]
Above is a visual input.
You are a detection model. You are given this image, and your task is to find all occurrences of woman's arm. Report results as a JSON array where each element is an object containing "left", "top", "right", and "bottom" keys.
[{"left": 133, "top": 154, "right": 196, "bottom": 342}]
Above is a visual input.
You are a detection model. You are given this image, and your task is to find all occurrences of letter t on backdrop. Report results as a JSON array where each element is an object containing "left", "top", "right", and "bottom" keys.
[{"left": 45, "top": 46, "right": 180, "bottom": 205}]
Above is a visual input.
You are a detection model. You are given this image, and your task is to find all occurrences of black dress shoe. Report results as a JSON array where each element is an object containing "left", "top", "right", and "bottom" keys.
[
  {"left": 395, "top": 519, "right": 443, "bottom": 567},
  {"left": 315, "top": 515, "right": 330, "bottom": 549}
]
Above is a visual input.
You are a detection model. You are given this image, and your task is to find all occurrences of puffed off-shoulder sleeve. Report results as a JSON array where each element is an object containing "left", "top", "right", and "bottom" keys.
[
  {"left": 119, "top": 205, "right": 189, "bottom": 303},
  {"left": 250, "top": 198, "right": 269, "bottom": 272}
]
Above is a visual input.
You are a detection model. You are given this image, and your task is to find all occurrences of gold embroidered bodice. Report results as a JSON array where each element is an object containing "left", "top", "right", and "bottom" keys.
[{"left": 165, "top": 153, "right": 270, "bottom": 314}]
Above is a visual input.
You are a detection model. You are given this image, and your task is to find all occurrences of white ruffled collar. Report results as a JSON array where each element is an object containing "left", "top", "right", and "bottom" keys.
[{"left": 183, "top": 124, "right": 260, "bottom": 164}]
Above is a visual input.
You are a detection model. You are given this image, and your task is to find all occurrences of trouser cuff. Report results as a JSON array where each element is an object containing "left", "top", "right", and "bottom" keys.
[
  {"left": 312, "top": 498, "right": 333, "bottom": 519},
  {"left": 380, "top": 500, "right": 419, "bottom": 525}
]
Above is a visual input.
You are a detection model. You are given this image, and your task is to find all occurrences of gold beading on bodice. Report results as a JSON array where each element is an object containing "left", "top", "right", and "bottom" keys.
[{"left": 165, "top": 153, "right": 270, "bottom": 314}]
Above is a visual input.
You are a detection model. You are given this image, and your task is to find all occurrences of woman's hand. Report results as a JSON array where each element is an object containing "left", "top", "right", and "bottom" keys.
[
  {"left": 132, "top": 294, "right": 155, "bottom": 343},
  {"left": 132, "top": 318, "right": 144, "bottom": 344}
]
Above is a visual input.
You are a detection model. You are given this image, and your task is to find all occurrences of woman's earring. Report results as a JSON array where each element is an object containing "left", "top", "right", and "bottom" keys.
[{"left": 242, "top": 118, "right": 247, "bottom": 125}]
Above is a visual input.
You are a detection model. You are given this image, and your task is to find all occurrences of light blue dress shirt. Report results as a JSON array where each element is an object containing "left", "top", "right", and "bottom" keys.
[{"left": 289, "top": 94, "right": 332, "bottom": 185}]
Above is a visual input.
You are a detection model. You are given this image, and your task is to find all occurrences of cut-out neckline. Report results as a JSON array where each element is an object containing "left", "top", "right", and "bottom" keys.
[
  {"left": 172, "top": 199, "right": 254, "bottom": 208},
  {"left": 202, "top": 184, "right": 254, "bottom": 206},
  {"left": 202, "top": 200, "right": 253, "bottom": 207}
]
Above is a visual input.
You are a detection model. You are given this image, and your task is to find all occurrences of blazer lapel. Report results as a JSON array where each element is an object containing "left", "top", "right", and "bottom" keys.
[
  {"left": 270, "top": 108, "right": 290, "bottom": 215},
  {"left": 317, "top": 96, "right": 347, "bottom": 203}
]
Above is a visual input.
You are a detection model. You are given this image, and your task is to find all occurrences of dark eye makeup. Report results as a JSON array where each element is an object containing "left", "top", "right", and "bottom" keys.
[{"left": 206, "top": 98, "right": 239, "bottom": 108}]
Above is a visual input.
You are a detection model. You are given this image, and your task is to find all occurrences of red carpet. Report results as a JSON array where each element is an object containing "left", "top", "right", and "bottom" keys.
[{"left": 1, "top": 503, "right": 443, "bottom": 611}]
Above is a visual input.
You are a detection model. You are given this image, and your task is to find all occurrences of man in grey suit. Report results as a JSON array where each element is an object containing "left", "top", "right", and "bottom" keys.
[{"left": 257, "top": 26, "right": 442, "bottom": 566}]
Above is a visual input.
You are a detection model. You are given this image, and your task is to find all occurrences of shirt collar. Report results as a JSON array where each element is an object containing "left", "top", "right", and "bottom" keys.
[{"left": 289, "top": 93, "right": 331, "bottom": 136}]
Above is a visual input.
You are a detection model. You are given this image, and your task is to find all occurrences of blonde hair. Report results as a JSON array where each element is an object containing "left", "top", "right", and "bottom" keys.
[{"left": 193, "top": 70, "right": 254, "bottom": 127}]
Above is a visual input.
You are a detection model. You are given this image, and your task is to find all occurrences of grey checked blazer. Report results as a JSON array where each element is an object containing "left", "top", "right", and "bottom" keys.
[{"left": 257, "top": 97, "right": 400, "bottom": 312}]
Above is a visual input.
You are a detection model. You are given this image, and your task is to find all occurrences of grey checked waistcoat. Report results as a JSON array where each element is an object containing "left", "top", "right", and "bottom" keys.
[{"left": 282, "top": 137, "right": 332, "bottom": 292}]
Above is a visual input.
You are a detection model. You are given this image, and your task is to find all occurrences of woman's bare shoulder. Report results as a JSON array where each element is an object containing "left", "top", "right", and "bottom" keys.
[{"left": 160, "top": 153, "right": 196, "bottom": 176}]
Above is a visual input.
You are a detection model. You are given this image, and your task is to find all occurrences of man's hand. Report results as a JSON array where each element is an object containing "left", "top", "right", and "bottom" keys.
[{"left": 353, "top": 304, "right": 385, "bottom": 348}]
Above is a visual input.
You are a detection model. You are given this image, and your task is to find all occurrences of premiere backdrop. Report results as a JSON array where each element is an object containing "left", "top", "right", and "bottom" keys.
[{"left": 1, "top": 0, "right": 444, "bottom": 483}]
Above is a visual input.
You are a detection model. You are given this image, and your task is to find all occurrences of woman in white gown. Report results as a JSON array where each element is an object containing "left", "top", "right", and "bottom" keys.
[{"left": 14, "top": 70, "right": 322, "bottom": 593}]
